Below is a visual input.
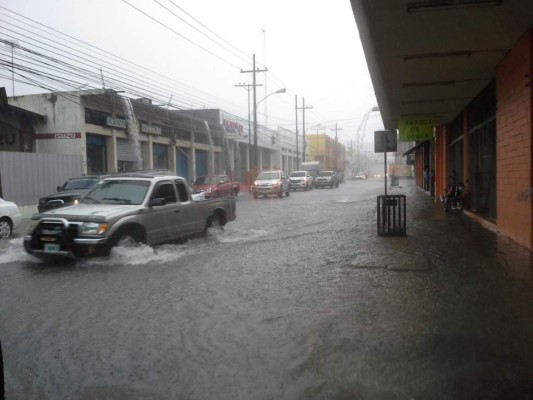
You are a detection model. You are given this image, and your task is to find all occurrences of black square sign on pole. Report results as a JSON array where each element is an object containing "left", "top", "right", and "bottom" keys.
[
  {"left": 374, "top": 130, "right": 397, "bottom": 153},
  {"left": 374, "top": 130, "right": 397, "bottom": 197}
]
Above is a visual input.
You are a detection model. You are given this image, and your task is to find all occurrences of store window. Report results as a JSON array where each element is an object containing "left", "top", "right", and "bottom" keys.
[
  {"left": 468, "top": 119, "right": 496, "bottom": 220},
  {"left": 86, "top": 133, "right": 107, "bottom": 174},
  {"left": 85, "top": 108, "right": 109, "bottom": 126},
  {"left": 467, "top": 81, "right": 496, "bottom": 221},
  {"left": 153, "top": 143, "right": 168, "bottom": 170}
]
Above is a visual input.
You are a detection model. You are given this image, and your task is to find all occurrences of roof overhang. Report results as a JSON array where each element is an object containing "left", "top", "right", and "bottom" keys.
[{"left": 350, "top": 0, "right": 533, "bottom": 130}]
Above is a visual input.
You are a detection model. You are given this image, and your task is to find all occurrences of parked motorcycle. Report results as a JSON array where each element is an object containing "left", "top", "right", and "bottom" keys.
[{"left": 440, "top": 175, "right": 465, "bottom": 214}]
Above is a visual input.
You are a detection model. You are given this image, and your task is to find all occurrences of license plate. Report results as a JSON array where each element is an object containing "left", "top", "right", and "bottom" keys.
[{"left": 44, "top": 243, "right": 60, "bottom": 253}]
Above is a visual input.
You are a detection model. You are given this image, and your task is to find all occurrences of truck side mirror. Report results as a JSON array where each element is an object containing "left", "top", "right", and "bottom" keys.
[
  {"left": 149, "top": 198, "right": 166, "bottom": 207},
  {"left": 57, "top": 186, "right": 62, "bottom": 192}
]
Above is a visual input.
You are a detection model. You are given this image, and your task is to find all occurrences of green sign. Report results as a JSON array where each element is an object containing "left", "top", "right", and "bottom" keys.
[{"left": 399, "top": 116, "right": 434, "bottom": 142}]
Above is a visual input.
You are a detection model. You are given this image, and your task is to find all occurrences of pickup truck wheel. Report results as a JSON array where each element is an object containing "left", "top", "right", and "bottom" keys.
[
  {"left": 205, "top": 212, "right": 226, "bottom": 232},
  {"left": 113, "top": 227, "right": 142, "bottom": 248},
  {"left": 0, "top": 217, "right": 12, "bottom": 238},
  {"left": 232, "top": 188, "right": 238, "bottom": 197}
]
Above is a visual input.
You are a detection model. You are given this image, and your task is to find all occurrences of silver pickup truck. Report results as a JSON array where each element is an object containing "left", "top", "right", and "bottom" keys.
[{"left": 23, "top": 171, "right": 236, "bottom": 258}]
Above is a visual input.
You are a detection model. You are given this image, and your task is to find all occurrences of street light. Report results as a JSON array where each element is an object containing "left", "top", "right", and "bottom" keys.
[
  {"left": 257, "top": 88, "right": 286, "bottom": 105},
  {"left": 253, "top": 88, "right": 286, "bottom": 176}
]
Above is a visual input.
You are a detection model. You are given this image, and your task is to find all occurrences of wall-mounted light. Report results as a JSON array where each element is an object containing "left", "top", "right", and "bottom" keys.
[
  {"left": 407, "top": 0, "right": 502, "bottom": 13},
  {"left": 403, "top": 81, "right": 456, "bottom": 88},
  {"left": 404, "top": 51, "right": 473, "bottom": 61}
]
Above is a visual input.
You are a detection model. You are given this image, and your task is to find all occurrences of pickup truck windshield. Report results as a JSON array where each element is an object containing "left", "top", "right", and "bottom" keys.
[
  {"left": 82, "top": 180, "right": 150, "bottom": 205},
  {"left": 257, "top": 172, "right": 280, "bottom": 180}
]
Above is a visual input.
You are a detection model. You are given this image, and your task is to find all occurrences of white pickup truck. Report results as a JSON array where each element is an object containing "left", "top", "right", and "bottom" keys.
[{"left": 23, "top": 171, "right": 236, "bottom": 258}]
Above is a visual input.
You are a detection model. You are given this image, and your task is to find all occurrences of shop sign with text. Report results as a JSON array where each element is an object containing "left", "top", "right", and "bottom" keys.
[
  {"left": 141, "top": 123, "right": 162, "bottom": 135},
  {"left": 0, "top": 122, "right": 19, "bottom": 151},
  {"left": 223, "top": 119, "right": 243, "bottom": 135},
  {"left": 106, "top": 116, "right": 127, "bottom": 129},
  {"left": 399, "top": 116, "right": 434, "bottom": 142},
  {"left": 36, "top": 132, "right": 82, "bottom": 140}
]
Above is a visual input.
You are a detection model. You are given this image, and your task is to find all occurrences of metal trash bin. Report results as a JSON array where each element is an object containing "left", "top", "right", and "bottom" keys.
[{"left": 377, "top": 195, "right": 406, "bottom": 236}]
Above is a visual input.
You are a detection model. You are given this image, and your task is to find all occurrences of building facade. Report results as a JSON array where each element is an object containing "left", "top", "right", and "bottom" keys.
[
  {"left": 8, "top": 89, "right": 311, "bottom": 186},
  {"left": 351, "top": 0, "right": 533, "bottom": 251},
  {"left": 307, "top": 133, "right": 347, "bottom": 171}
]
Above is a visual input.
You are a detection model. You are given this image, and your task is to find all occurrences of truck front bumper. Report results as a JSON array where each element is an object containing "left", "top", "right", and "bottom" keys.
[{"left": 24, "top": 234, "right": 111, "bottom": 258}]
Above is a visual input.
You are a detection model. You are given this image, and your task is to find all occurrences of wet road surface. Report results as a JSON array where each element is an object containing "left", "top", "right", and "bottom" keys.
[{"left": 1, "top": 178, "right": 533, "bottom": 399}]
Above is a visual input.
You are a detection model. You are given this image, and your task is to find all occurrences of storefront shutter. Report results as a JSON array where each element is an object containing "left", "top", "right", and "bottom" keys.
[{"left": 117, "top": 138, "right": 139, "bottom": 162}]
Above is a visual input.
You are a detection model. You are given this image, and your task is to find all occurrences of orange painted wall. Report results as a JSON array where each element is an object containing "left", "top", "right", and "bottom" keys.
[{"left": 496, "top": 30, "right": 533, "bottom": 250}]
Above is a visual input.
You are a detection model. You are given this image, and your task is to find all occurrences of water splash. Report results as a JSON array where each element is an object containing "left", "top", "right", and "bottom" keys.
[{"left": 122, "top": 97, "right": 143, "bottom": 170}]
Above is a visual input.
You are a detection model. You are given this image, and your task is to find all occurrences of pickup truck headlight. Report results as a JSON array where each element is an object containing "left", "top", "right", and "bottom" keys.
[
  {"left": 205, "top": 187, "right": 212, "bottom": 193},
  {"left": 79, "top": 222, "right": 109, "bottom": 235}
]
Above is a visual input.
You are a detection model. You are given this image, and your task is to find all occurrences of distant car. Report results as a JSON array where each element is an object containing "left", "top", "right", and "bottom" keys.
[
  {"left": 0, "top": 197, "right": 22, "bottom": 238},
  {"left": 289, "top": 170, "right": 314, "bottom": 191},
  {"left": 251, "top": 170, "right": 290, "bottom": 198},
  {"left": 355, "top": 172, "right": 368, "bottom": 180},
  {"left": 313, "top": 171, "right": 339, "bottom": 189},
  {"left": 38, "top": 175, "right": 104, "bottom": 213},
  {"left": 192, "top": 174, "right": 240, "bottom": 198}
]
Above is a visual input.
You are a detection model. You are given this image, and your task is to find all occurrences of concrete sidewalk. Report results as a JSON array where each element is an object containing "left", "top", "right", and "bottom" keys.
[{"left": 374, "top": 178, "right": 532, "bottom": 280}]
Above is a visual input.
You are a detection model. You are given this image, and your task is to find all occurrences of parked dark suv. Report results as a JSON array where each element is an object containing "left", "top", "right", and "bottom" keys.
[{"left": 38, "top": 176, "right": 104, "bottom": 213}]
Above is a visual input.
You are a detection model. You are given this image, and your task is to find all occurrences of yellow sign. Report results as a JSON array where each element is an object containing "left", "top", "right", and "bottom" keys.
[{"left": 399, "top": 116, "right": 434, "bottom": 142}]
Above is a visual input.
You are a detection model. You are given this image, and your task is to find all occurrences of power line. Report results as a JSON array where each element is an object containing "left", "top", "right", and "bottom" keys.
[
  {"left": 121, "top": 0, "right": 243, "bottom": 70},
  {"left": 166, "top": 0, "right": 251, "bottom": 62},
  {"left": 152, "top": 0, "right": 251, "bottom": 66},
  {"left": 0, "top": 4, "right": 300, "bottom": 130},
  {"left": 0, "top": 6, "right": 248, "bottom": 112}
]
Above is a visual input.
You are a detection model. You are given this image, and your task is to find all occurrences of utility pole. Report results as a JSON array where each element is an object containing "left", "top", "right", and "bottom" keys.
[
  {"left": 295, "top": 95, "right": 299, "bottom": 170},
  {"left": 297, "top": 97, "right": 312, "bottom": 162},
  {"left": 240, "top": 54, "right": 267, "bottom": 177},
  {"left": 235, "top": 82, "right": 263, "bottom": 187}
]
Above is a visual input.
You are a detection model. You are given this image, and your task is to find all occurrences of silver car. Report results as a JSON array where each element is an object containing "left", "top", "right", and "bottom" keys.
[
  {"left": 23, "top": 171, "right": 236, "bottom": 258},
  {"left": 252, "top": 170, "right": 290, "bottom": 199},
  {"left": 289, "top": 171, "right": 313, "bottom": 191}
]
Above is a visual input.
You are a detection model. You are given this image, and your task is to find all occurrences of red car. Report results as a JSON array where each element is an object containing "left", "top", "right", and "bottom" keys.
[{"left": 192, "top": 175, "right": 240, "bottom": 198}]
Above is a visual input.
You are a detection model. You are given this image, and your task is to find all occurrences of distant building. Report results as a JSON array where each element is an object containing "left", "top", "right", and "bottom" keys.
[{"left": 8, "top": 89, "right": 307, "bottom": 184}]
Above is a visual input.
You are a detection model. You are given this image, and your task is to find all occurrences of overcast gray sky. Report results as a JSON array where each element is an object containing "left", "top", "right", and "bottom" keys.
[{"left": 0, "top": 0, "right": 383, "bottom": 147}]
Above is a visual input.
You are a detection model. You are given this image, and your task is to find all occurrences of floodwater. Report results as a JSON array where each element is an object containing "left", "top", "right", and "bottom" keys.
[{"left": 1, "top": 179, "right": 533, "bottom": 399}]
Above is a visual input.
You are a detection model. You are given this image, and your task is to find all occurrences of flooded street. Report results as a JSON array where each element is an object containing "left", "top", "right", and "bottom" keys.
[{"left": 1, "top": 179, "right": 533, "bottom": 399}]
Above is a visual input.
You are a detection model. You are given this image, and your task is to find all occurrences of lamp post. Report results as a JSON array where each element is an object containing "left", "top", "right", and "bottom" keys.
[{"left": 253, "top": 88, "right": 286, "bottom": 174}]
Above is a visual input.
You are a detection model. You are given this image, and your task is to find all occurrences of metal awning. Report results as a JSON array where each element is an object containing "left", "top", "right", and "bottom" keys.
[{"left": 402, "top": 141, "right": 426, "bottom": 157}]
